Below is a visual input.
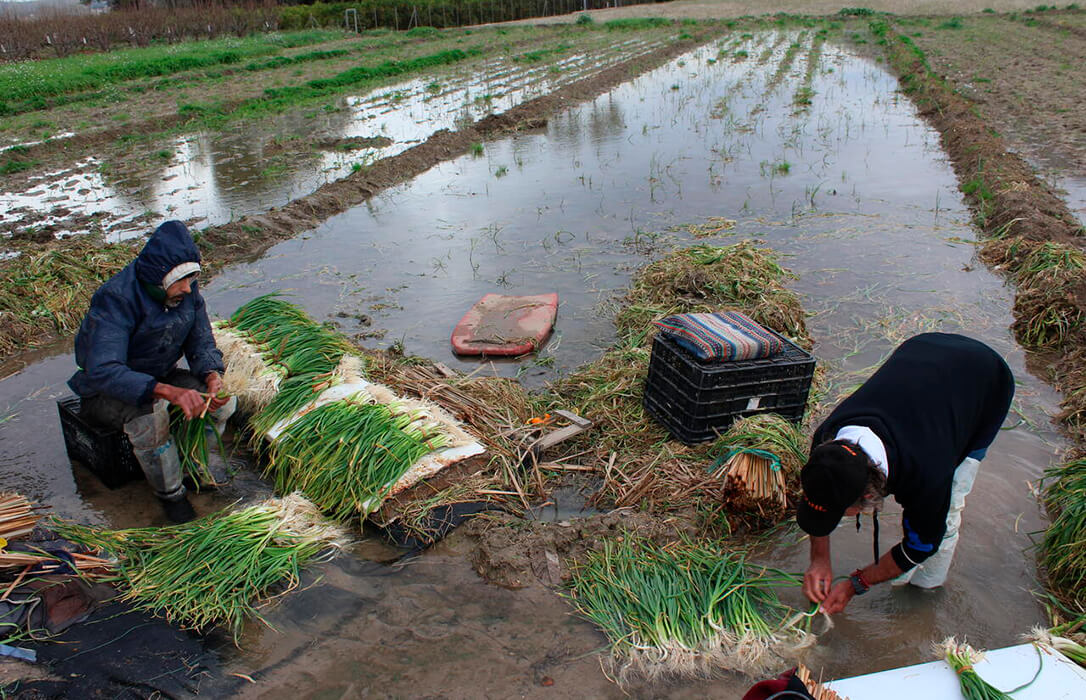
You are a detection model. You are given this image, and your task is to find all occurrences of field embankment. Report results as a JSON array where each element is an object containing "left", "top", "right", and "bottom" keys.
[{"left": 901, "top": 9, "right": 1085, "bottom": 202}]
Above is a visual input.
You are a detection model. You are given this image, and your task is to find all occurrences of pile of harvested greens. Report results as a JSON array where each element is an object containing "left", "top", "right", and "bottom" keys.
[
  {"left": 265, "top": 395, "right": 452, "bottom": 519},
  {"left": 215, "top": 295, "right": 474, "bottom": 523},
  {"left": 567, "top": 536, "right": 812, "bottom": 682},
  {"left": 52, "top": 494, "right": 347, "bottom": 642},
  {"left": 1038, "top": 456, "right": 1086, "bottom": 640}
]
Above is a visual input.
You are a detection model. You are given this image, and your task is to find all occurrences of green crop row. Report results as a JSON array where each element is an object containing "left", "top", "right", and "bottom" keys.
[{"left": 0, "top": 30, "right": 342, "bottom": 110}]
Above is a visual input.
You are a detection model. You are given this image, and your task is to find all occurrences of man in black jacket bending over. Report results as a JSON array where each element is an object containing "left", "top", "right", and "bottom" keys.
[{"left": 797, "top": 333, "right": 1014, "bottom": 614}]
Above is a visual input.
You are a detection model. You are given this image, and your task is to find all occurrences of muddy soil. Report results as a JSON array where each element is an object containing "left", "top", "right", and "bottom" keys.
[
  {"left": 515, "top": 0, "right": 1047, "bottom": 24},
  {"left": 465, "top": 509, "right": 699, "bottom": 588},
  {"left": 905, "top": 12, "right": 1086, "bottom": 219},
  {"left": 225, "top": 542, "right": 757, "bottom": 699}
]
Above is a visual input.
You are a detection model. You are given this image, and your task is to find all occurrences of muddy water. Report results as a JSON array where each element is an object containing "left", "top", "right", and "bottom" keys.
[
  {"left": 0, "top": 39, "right": 664, "bottom": 244},
  {"left": 0, "top": 31, "right": 1065, "bottom": 695}
]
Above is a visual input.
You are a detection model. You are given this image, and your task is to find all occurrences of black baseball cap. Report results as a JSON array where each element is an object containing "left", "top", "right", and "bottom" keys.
[{"left": 796, "top": 441, "right": 871, "bottom": 537}]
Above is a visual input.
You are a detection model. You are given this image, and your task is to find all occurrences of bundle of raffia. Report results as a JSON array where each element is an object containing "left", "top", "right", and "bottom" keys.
[
  {"left": 796, "top": 665, "right": 849, "bottom": 699},
  {"left": 0, "top": 549, "right": 111, "bottom": 573},
  {"left": 720, "top": 449, "right": 788, "bottom": 507},
  {"left": 712, "top": 414, "right": 808, "bottom": 511},
  {"left": 0, "top": 492, "right": 43, "bottom": 541}
]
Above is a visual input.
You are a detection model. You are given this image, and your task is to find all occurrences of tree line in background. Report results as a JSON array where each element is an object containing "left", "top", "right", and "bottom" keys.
[{"left": 0, "top": 0, "right": 658, "bottom": 62}]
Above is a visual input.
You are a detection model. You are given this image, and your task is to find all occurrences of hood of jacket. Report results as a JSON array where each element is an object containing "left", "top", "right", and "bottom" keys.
[{"left": 133, "top": 220, "right": 201, "bottom": 287}]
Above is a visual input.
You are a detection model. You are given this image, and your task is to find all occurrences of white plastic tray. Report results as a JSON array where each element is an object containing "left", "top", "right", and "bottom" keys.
[{"left": 825, "top": 643, "right": 1086, "bottom": 699}]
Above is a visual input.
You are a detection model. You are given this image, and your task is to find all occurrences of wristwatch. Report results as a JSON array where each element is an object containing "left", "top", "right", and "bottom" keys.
[{"left": 849, "top": 569, "right": 871, "bottom": 595}]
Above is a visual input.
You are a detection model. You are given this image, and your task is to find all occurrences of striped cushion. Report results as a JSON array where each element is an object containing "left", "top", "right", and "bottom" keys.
[{"left": 653, "top": 311, "right": 783, "bottom": 361}]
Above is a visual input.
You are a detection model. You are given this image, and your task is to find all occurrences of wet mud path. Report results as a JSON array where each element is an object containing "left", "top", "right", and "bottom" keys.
[{"left": 0, "top": 26, "right": 1071, "bottom": 698}]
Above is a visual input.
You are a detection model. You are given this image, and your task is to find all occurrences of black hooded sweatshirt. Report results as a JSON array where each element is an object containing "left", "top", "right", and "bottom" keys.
[{"left": 812, "top": 333, "right": 1014, "bottom": 571}]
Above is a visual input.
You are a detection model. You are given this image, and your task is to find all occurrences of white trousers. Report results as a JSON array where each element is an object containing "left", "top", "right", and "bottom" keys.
[{"left": 893, "top": 456, "right": 981, "bottom": 589}]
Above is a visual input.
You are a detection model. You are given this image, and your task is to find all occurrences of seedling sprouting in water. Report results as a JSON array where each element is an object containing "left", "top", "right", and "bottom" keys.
[
  {"left": 470, "top": 142, "right": 484, "bottom": 157},
  {"left": 760, "top": 160, "right": 791, "bottom": 176},
  {"left": 495, "top": 165, "right": 508, "bottom": 177},
  {"left": 793, "top": 87, "right": 815, "bottom": 106}
]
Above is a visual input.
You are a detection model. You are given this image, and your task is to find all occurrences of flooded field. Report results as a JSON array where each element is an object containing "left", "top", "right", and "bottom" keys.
[
  {"left": 0, "top": 27, "right": 1068, "bottom": 696},
  {"left": 1, "top": 36, "right": 666, "bottom": 242}
]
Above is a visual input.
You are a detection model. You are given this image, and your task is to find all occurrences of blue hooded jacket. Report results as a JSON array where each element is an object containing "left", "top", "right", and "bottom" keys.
[{"left": 68, "top": 221, "right": 224, "bottom": 406}]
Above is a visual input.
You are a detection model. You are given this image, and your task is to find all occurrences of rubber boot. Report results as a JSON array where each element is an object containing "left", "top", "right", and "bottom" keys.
[{"left": 158, "top": 493, "right": 196, "bottom": 523}]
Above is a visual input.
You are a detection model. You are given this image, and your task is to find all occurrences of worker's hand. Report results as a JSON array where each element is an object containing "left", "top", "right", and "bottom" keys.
[
  {"left": 820, "top": 580, "right": 855, "bottom": 615},
  {"left": 154, "top": 383, "right": 206, "bottom": 419},
  {"left": 803, "top": 557, "right": 834, "bottom": 603},
  {"left": 204, "top": 372, "right": 229, "bottom": 411}
]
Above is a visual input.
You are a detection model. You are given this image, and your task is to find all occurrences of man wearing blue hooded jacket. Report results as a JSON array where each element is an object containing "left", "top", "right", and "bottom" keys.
[{"left": 68, "top": 221, "right": 235, "bottom": 522}]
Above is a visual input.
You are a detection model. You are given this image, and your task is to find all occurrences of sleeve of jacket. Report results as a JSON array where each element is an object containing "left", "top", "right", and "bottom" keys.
[
  {"left": 183, "top": 287, "right": 225, "bottom": 380},
  {"left": 78, "top": 290, "right": 158, "bottom": 405},
  {"left": 890, "top": 497, "right": 950, "bottom": 572}
]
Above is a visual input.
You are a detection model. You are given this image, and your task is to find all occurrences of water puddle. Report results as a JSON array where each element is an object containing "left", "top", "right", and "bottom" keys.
[
  {"left": 528, "top": 485, "right": 599, "bottom": 522},
  {"left": 0, "top": 39, "right": 664, "bottom": 244},
  {"left": 0, "top": 30, "right": 1065, "bottom": 693}
]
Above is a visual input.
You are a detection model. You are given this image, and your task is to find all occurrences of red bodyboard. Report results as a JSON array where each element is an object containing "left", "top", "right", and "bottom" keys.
[{"left": 451, "top": 293, "right": 558, "bottom": 357}]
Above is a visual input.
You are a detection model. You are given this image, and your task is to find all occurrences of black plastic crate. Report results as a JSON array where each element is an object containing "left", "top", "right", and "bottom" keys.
[
  {"left": 57, "top": 397, "right": 143, "bottom": 489},
  {"left": 649, "top": 332, "right": 815, "bottom": 393},
  {"left": 644, "top": 385, "right": 807, "bottom": 444},
  {"left": 643, "top": 331, "right": 814, "bottom": 444}
]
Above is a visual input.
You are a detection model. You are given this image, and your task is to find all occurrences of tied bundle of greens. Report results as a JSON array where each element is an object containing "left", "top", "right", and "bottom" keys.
[
  {"left": 938, "top": 638, "right": 1034, "bottom": 700},
  {"left": 567, "top": 537, "right": 811, "bottom": 682},
  {"left": 51, "top": 494, "right": 346, "bottom": 643},
  {"left": 211, "top": 320, "right": 288, "bottom": 413},
  {"left": 265, "top": 396, "right": 451, "bottom": 521},
  {"left": 169, "top": 407, "right": 226, "bottom": 489},
  {"left": 1027, "top": 626, "right": 1086, "bottom": 668}
]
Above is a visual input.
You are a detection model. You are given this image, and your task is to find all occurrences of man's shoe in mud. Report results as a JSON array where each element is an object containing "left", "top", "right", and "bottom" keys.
[{"left": 159, "top": 495, "right": 196, "bottom": 523}]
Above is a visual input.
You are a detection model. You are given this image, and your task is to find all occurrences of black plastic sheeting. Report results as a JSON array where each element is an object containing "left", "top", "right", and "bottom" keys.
[
  {"left": 8, "top": 602, "right": 244, "bottom": 699},
  {"left": 379, "top": 501, "right": 502, "bottom": 554},
  {"left": 1, "top": 502, "right": 492, "bottom": 696}
]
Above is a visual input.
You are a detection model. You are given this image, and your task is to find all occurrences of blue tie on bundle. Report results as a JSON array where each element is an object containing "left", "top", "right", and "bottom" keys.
[{"left": 652, "top": 311, "right": 784, "bottom": 362}]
